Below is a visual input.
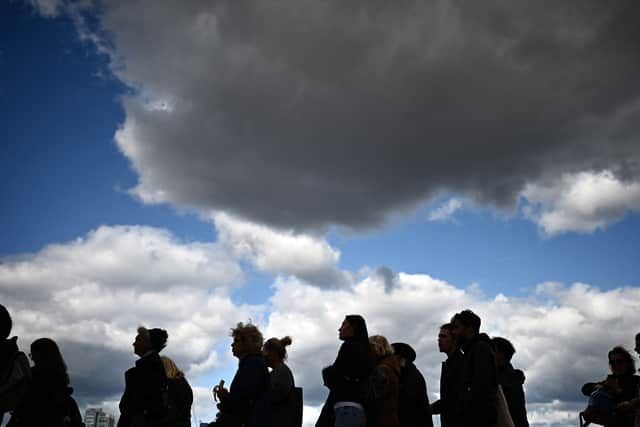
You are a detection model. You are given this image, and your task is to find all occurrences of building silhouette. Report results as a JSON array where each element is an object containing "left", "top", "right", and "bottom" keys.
[{"left": 84, "top": 408, "right": 115, "bottom": 427}]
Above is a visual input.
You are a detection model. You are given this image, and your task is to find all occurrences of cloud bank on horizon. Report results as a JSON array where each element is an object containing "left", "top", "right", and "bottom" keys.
[
  {"left": 1, "top": 219, "right": 638, "bottom": 426},
  {"left": 29, "top": 0, "right": 640, "bottom": 234}
]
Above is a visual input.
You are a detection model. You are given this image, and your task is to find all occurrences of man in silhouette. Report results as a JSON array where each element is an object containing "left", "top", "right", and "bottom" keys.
[
  {"left": 430, "top": 323, "right": 462, "bottom": 427},
  {"left": 452, "top": 310, "right": 497, "bottom": 427},
  {"left": 392, "top": 342, "right": 433, "bottom": 427}
]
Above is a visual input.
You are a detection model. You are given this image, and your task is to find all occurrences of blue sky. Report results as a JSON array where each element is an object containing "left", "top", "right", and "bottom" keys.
[{"left": 2, "top": 1, "right": 640, "bottom": 426}]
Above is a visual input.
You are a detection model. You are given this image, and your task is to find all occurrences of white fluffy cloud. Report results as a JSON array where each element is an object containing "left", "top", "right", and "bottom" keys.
[
  {"left": 0, "top": 225, "right": 255, "bottom": 406},
  {"left": 428, "top": 198, "right": 463, "bottom": 222},
  {"left": 522, "top": 170, "right": 640, "bottom": 235},
  {"left": 2, "top": 221, "right": 638, "bottom": 426},
  {"left": 214, "top": 213, "right": 353, "bottom": 287}
]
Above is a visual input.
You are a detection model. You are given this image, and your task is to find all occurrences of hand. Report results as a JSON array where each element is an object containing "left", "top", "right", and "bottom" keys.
[{"left": 213, "top": 380, "right": 228, "bottom": 402}]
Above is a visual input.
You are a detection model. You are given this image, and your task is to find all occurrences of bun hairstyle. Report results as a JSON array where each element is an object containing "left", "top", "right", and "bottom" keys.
[{"left": 264, "top": 336, "right": 292, "bottom": 360}]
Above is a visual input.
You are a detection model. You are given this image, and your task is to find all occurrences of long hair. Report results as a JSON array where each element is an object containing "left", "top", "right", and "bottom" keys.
[
  {"left": 609, "top": 346, "right": 636, "bottom": 375},
  {"left": 345, "top": 314, "right": 369, "bottom": 343},
  {"left": 30, "top": 338, "right": 70, "bottom": 385}
]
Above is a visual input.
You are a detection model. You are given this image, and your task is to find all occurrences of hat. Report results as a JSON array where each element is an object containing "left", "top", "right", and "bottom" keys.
[{"left": 392, "top": 342, "right": 416, "bottom": 362}]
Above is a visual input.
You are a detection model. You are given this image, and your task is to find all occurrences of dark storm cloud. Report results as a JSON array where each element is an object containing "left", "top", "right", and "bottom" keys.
[{"left": 70, "top": 0, "right": 640, "bottom": 230}]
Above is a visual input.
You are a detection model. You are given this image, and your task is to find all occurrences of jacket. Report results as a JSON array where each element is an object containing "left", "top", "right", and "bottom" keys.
[
  {"left": 369, "top": 355, "right": 400, "bottom": 427},
  {"left": 270, "top": 363, "right": 296, "bottom": 427},
  {"left": 8, "top": 366, "right": 82, "bottom": 427},
  {"left": 497, "top": 364, "right": 529, "bottom": 427},
  {"left": 456, "top": 337, "right": 497, "bottom": 427},
  {"left": 218, "top": 353, "right": 271, "bottom": 427},
  {"left": 398, "top": 361, "right": 433, "bottom": 427},
  {"left": 118, "top": 352, "right": 168, "bottom": 427}
]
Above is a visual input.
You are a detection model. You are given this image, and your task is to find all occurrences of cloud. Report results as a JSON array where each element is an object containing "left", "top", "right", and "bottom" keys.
[
  {"left": 428, "top": 198, "right": 463, "bottom": 222},
  {"left": 35, "top": 0, "right": 640, "bottom": 231},
  {"left": 264, "top": 275, "right": 640, "bottom": 425},
  {"left": 2, "top": 222, "right": 638, "bottom": 426},
  {"left": 522, "top": 170, "right": 640, "bottom": 235},
  {"left": 214, "top": 213, "right": 353, "bottom": 287},
  {"left": 0, "top": 225, "right": 256, "bottom": 406}
]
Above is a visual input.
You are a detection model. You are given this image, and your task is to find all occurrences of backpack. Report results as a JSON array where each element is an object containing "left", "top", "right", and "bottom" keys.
[
  {"left": 0, "top": 350, "right": 31, "bottom": 414},
  {"left": 359, "top": 367, "right": 388, "bottom": 403}
]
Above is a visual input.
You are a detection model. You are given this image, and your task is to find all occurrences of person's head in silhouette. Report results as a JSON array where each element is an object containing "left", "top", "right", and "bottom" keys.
[
  {"left": 133, "top": 327, "right": 168, "bottom": 357},
  {"left": 0, "top": 304, "right": 11, "bottom": 340},
  {"left": 608, "top": 346, "right": 635, "bottom": 377},
  {"left": 230, "top": 322, "right": 263, "bottom": 359},
  {"left": 339, "top": 314, "right": 369, "bottom": 343},
  {"left": 491, "top": 337, "right": 516, "bottom": 369},
  {"left": 391, "top": 342, "right": 416, "bottom": 369},
  {"left": 438, "top": 323, "right": 456, "bottom": 355},
  {"left": 452, "top": 309, "right": 481, "bottom": 346},
  {"left": 635, "top": 333, "right": 640, "bottom": 356},
  {"left": 263, "top": 336, "right": 292, "bottom": 368},
  {"left": 30, "top": 337, "right": 70, "bottom": 385},
  {"left": 369, "top": 335, "right": 393, "bottom": 361}
]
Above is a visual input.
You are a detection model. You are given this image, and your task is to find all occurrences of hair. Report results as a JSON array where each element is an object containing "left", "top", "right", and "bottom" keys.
[
  {"left": 608, "top": 346, "right": 636, "bottom": 375},
  {"left": 344, "top": 314, "right": 369, "bottom": 343},
  {"left": 0, "top": 304, "right": 11, "bottom": 340},
  {"left": 264, "top": 336, "right": 292, "bottom": 361},
  {"left": 636, "top": 332, "right": 640, "bottom": 341},
  {"left": 440, "top": 323, "right": 454, "bottom": 334},
  {"left": 453, "top": 309, "right": 481, "bottom": 334},
  {"left": 149, "top": 328, "right": 168, "bottom": 352},
  {"left": 231, "top": 322, "right": 264, "bottom": 354},
  {"left": 492, "top": 337, "right": 516, "bottom": 361},
  {"left": 30, "top": 338, "right": 70, "bottom": 385},
  {"left": 161, "top": 356, "right": 184, "bottom": 379},
  {"left": 369, "top": 335, "right": 394, "bottom": 359}
]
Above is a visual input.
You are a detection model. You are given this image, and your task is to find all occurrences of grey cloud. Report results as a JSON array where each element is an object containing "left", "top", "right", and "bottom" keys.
[{"left": 52, "top": 0, "right": 640, "bottom": 230}]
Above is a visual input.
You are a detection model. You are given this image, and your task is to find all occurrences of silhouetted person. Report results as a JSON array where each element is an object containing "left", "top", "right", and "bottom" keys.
[
  {"left": 161, "top": 356, "right": 193, "bottom": 427},
  {"left": 263, "top": 336, "right": 298, "bottom": 427},
  {"left": 317, "top": 315, "right": 372, "bottom": 427},
  {"left": 212, "top": 322, "right": 271, "bottom": 427},
  {"left": 392, "top": 342, "right": 433, "bottom": 427},
  {"left": 491, "top": 337, "right": 529, "bottom": 427},
  {"left": 452, "top": 310, "right": 497, "bottom": 427},
  {"left": 582, "top": 346, "right": 639, "bottom": 427},
  {"left": 367, "top": 335, "right": 400, "bottom": 427},
  {"left": 118, "top": 327, "right": 170, "bottom": 427},
  {"left": 0, "top": 304, "right": 30, "bottom": 424},
  {"left": 8, "top": 338, "right": 83, "bottom": 427},
  {"left": 430, "top": 323, "right": 462, "bottom": 427}
]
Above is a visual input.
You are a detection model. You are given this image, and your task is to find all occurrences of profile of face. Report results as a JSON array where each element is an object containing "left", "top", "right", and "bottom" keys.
[
  {"left": 231, "top": 335, "right": 246, "bottom": 359},
  {"left": 438, "top": 328, "right": 455, "bottom": 354},
  {"left": 338, "top": 319, "right": 354, "bottom": 341},
  {"left": 133, "top": 333, "right": 151, "bottom": 357},
  {"left": 451, "top": 319, "right": 472, "bottom": 346},
  {"left": 609, "top": 354, "right": 630, "bottom": 376},
  {"left": 263, "top": 347, "right": 277, "bottom": 368},
  {"left": 635, "top": 336, "right": 640, "bottom": 355}
]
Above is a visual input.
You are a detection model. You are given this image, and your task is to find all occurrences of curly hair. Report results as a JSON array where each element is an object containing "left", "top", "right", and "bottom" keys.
[{"left": 231, "top": 322, "right": 264, "bottom": 355}]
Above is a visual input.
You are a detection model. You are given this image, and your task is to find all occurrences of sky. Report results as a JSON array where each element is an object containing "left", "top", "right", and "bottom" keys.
[{"left": 1, "top": 0, "right": 640, "bottom": 426}]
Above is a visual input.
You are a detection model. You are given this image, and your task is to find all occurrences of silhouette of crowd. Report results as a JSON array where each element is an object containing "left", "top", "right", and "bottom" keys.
[{"left": 2, "top": 303, "right": 639, "bottom": 427}]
